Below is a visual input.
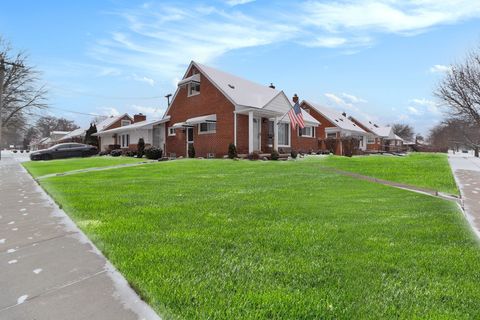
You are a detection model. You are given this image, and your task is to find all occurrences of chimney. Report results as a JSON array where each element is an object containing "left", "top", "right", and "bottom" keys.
[
  {"left": 342, "top": 112, "right": 347, "bottom": 117},
  {"left": 292, "top": 94, "right": 299, "bottom": 104},
  {"left": 133, "top": 113, "right": 146, "bottom": 123},
  {"left": 269, "top": 83, "right": 275, "bottom": 89}
]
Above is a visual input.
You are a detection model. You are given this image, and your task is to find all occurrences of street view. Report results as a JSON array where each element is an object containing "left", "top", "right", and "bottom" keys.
[{"left": 1, "top": 1, "right": 480, "bottom": 319}]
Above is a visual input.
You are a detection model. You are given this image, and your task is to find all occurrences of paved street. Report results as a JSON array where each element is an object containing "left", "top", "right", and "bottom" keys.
[
  {"left": 448, "top": 151, "right": 480, "bottom": 238},
  {"left": 0, "top": 151, "right": 160, "bottom": 320}
]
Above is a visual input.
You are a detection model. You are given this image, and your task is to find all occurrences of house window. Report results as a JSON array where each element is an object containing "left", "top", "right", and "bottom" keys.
[
  {"left": 188, "top": 82, "right": 200, "bottom": 96},
  {"left": 299, "top": 126, "right": 315, "bottom": 138},
  {"left": 199, "top": 122, "right": 216, "bottom": 134},
  {"left": 326, "top": 132, "right": 337, "bottom": 139},
  {"left": 121, "top": 120, "right": 131, "bottom": 126},
  {"left": 278, "top": 123, "right": 290, "bottom": 146},
  {"left": 120, "top": 134, "right": 130, "bottom": 148},
  {"left": 367, "top": 136, "right": 375, "bottom": 144},
  {"left": 168, "top": 127, "right": 176, "bottom": 136}
]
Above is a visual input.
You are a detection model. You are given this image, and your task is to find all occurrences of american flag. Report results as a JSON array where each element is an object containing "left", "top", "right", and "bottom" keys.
[{"left": 288, "top": 102, "right": 305, "bottom": 129}]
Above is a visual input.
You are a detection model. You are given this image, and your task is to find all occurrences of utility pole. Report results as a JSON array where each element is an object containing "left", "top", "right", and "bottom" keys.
[{"left": 0, "top": 55, "right": 24, "bottom": 160}]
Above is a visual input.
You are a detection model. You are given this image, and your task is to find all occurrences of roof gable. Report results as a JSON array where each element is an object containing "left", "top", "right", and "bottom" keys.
[{"left": 302, "top": 101, "right": 366, "bottom": 134}]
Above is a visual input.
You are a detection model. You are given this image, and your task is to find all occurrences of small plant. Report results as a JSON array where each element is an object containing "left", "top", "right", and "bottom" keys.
[
  {"left": 145, "top": 147, "right": 163, "bottom": 160},
  {"left": 188, "top": 145, "right": 196, "bottom": 158},
  {"left": 110, "top": 149, "right": 122, "bottom": 157},
  {"left": 271, "top": 149, "right": 279, "bottom": 160},
  {"left": 123, "top": 150, "right": 137, "bottom": 157},
  {"left": 291, "top": 150, "right": 298, "bottom": 159},
  {"left": 228, "top": 143, "right": 237, "bottom": 159},
  {"left": 137, "top": 138, "right": 145, "bottom": 158},
  {"left": 247, "top": 151, "right": 260, "bottom": 160},
  {"left": 13, "top": 150, "right": 18, "bottom": 153}
]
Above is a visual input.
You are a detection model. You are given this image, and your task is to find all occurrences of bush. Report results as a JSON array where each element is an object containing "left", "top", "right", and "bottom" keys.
[
  {"left": 228, "top": 143, "right": 237, "bottom": 159},
  {"left": 137, "top": 138, "right": 145, "bottom": 158},
  {"left": 110, "top": 149, "right": 122, "bottom": 157},
  {"left": 188, "top": 145, "right": 195, "bottom": 158},
  {"left": 123, "top": 150, "right": 137, "bottom": 157},
  {"left": 13, "top": 150, "right": 18, "bottom": 153},
  {"left": 271, "top": 149, "right": 279, "bottom": 160},
  {"left": 247, "top": 151, "right": 260, "bottom": 160},
  {"left": 145, "top": 147, "right": 163, "bottom": 160},
  {"left": 291, "top": 150, "right": 298, "bottom": 159},
  {"left": 98, "top": 151, "right": 109, "bottom": 156}
]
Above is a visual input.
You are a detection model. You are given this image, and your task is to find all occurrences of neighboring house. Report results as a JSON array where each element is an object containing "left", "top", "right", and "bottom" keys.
[
  {"left": 348, "top": 117, "right": 405, "bottom": 152},
  {"left": 93, "top": 114, "right": 135, "bottom": 151},
  {"left": 163, "top": 61, "right": 319, "bottom": 158},
  {"left": 50, "top": 131, "right": 69, "bottom": 142},
  {"left": 300, "top": 101, "right": 367, "bottom": 155},
  {"left": 94, "top": 116, "right": 170, "bottom": 151},
  {"left": 29, "top": 137, "right": 51, "bottom": 151},
  {"left": 58, "top": 128, "right": 87, "bottom": 143}
]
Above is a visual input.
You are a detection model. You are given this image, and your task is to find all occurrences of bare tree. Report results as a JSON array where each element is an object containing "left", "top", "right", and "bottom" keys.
[
  {"left": 35, "top": 116, "right": 79, "bottom": 138},
  {"left": 436, "top": 50, "right": 480, "bottom": 126},
  {"left": 391, "top": 123, "right": 415, "bottom": 141},
  {"left": 428, "top": 119, "right": 480, "bottom": 156},
  {"left": 0, "top": 37, "right": 47, "bottom": 148}
]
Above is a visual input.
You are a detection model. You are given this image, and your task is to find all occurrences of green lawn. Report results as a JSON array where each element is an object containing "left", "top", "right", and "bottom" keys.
[
  {"left": 318, "top": 153, "right": 458, "bottom": 195},
  {"left": 29, "top": 158, "right": 480, "bottom": 319},
  {"left": 23, "top": 156, "right": 147, "bottom": 177}
]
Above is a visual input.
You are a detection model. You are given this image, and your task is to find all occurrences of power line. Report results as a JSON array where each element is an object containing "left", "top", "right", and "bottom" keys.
[
  {"left": 45, "top": 106, "right": 105, "bottom": 117},
  {"left": 49, "top": 85, "right": 165, "bottom": 100}
]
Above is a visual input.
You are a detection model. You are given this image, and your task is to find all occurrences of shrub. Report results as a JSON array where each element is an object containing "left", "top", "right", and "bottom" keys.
[
  {"left": 291, "top": 150, "right": 298, "bottom": 159},
  {"left": 228, "top": 143, "right": 237, "bottom": 159},
  {"left": 188, "top": 145, "right": 196, "bottom": 158},
  {"left": 271, "top": 149, "right": 279, "bottom": 160},
  {"left": 145, "top": 147, "right": 163, "bottom": 160},
  {"left": 247, "top": 151, "right": 260, "bottom": 160},
  {"left": 137, "top": 138, "right": 145, "bottom": 158},
  {"left": 110, "top": 149, "right": 122, "bottom": 157},
  {"left": 98, "top": 151, "right": 109, "bottom": 156},
  {"left": 13, "top": 150, "right": 18, "bottom": 153},
  {"left": 123, "top": 150, "right": 137, "bottom": 157}
]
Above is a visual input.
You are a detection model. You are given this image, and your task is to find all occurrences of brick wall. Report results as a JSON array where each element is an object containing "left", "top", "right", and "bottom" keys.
[{"left": 165, "top": 66, "right": 236, "bottom": 158}]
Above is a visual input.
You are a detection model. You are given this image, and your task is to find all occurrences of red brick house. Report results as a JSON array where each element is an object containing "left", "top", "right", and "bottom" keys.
[
  {"left": 162, "top": 61, "right": 319, "bottom": 158},
  {"left": 348, "top": 117, "right": 405, "bottom": 152},
  {"left": 300, "top": 100, "right": 367, "bottom": 155}
]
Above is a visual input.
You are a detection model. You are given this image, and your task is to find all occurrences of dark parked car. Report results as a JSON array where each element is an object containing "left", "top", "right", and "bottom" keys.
[{"left": 30, "top": 143, "right": 98, "bottom": 161}]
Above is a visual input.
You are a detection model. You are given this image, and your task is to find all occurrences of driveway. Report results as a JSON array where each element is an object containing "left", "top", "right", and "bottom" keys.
[
  {"left": 448, "top": 151, "right": 480, "bottom": 238},
  {"left": 0, "top": 151, "right": 160, "bottom": 320}
]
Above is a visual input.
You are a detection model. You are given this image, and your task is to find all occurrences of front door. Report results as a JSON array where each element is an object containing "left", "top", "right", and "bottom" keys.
[
  {"left": 186, "top": 127, "right": 194, "bottom": 157},
  {"left": 252, "top": 118, "right": 261, "bottom": 151}
]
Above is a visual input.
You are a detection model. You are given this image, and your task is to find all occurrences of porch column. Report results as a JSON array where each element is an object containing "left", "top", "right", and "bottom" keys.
[
  {"left": 273, "top": 117, "right": 279, "bottom": 151},
  {"left": 234, "top": 112, "right": 237, "bottom": 147},
  {"left": 248, "top": 111, "right": 254, "bottom": 153}
]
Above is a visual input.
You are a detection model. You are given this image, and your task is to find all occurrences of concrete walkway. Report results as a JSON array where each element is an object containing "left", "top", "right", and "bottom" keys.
[
  {"left": 0, "top": 151, "right": 161, "bottom": 320},
  {"left": 448, "top": 151, "right": 480, "bottom": 239}
]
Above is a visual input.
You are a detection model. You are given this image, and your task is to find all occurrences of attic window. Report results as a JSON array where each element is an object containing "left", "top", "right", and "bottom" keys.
[
  {"left": 228, "top": 84, "right": 235, "bottom": 89},
  {"left": 188, "top": 82, "right": 200, "bottom": 97}
]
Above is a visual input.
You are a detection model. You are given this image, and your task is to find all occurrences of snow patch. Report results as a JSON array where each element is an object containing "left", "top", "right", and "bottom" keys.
[
  {"left": 20, "top": 208, "right": 26, "bottom": 212},
  {"left": 12, "top": 228, "right": 18, "bottom": 231},
  {"left": 8, "top": 221, "right": 15, "bottom": 225},
  {"left": 0, "top": 238, "right": 5, "bottom": 244},
  {"left": 17, "top": 295, "right": 28, "bottom": 304},
  {"left": 8, "top": 259, "right": 17, "bottom": 264},
  {"left": 33, "top": 268, "right": 42, "bottom": 274},
  {"left": 7, "top": 249, "right": 16, "bottom": 253}
]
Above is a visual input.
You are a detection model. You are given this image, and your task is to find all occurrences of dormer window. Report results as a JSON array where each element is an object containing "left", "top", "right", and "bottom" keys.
[
  {"left": 188, "top": 82, "right": 200, "bottom": 97},
  {"left": 121, "top": 120, "right": 131, "bottom": 126}
]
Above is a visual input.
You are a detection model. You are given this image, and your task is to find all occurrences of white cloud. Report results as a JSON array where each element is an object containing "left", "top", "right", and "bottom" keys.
[
  {"left": 324, "top": 92, "right": 374, "bottom": 121},
  {"left": 410, "top": 98, "right": 442, "bottom": 114},
  {"left": 131, "top": 105, "right": 165, "bottom": 119},
  {"left": 225, "top": 0, "right": 255, "bottom": 6},
  {"left": 408, "top": 106, "right": 422, "bottom": 115},
  {"left": 99, "top": 107, "right": 121, "bottom": 116},
  {"left": 342, "top": 92, "right": 367, "bottom": 104},
  {"left": 303, "top": 37, "right": 347, "bottom": 48},
  {"left": 132, "top": 74, "right": 155, "bottom": 86},
  {"left": 429, "top": 64, "right": 451, "bottom": 73}
]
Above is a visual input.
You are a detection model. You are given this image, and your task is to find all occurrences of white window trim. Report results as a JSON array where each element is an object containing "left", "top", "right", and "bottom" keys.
[
  {"left": 168, "top": 127, "right": 176, "bottom": 136},
  {"left": 198, "top": 122, "right": 216, "bottom": 135},
  {"left": 121, "top": 120, "right": 131, "bottom": 126},
  {"left": 278, "top": 122, "right": 291, "bottom": 147},
  {"left": 187, "top": 82, "right": 200, "bottom": 97},
  {"left": 120, "top": 133, "right": 130, "bottom": 148},
  {"left": 298, "top": 126, "right": 315, "bottom": 138}
]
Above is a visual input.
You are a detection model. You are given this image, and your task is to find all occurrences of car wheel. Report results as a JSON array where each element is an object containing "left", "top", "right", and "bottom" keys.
[{"left": 43, "top": 154, "right": 52, "bottom": 160}]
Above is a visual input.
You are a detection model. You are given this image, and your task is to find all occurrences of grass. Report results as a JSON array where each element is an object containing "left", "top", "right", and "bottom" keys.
[
  {"left": 22, "top": 156, "right": 147, "bottom": 177},
  {"left": 318, "top": 153, "right": 458, "bottom": 195},
  {"left": 28, "top": 158, "right": 480, "bottom": 319}
]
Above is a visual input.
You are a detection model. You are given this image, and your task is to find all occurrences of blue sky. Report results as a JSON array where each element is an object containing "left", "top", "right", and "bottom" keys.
[{"left": 2, "top": 0, "right": 480, "bottom": 135}]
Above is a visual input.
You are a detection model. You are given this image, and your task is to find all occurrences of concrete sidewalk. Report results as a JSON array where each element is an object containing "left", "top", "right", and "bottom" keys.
[
  {"left": 0, "top": 151, "right": 161, "bottom": 320},
  {"left": 448, "top": 151, "right": 480, "bottom": 238}
]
